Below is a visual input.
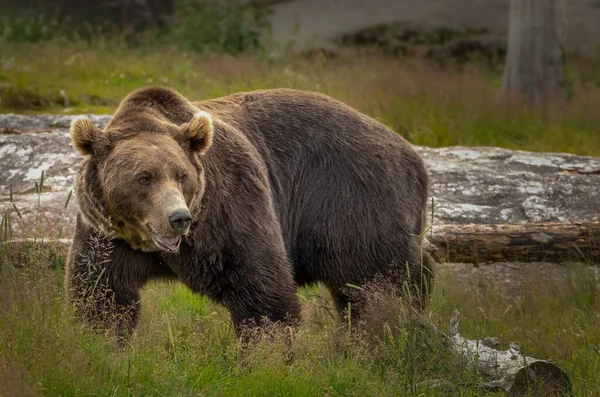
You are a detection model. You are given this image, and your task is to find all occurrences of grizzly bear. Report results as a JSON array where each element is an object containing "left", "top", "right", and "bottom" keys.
[{"left": 65, "top": 86, "right": 433, "bottom": 338}]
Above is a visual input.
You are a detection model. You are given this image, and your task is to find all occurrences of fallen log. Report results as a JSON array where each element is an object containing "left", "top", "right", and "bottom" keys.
[
  {"left": 2, "top": 221, "right": 600, "bottom": 264},
  {"left": 448, "top": 310, "right": 571, "bottom": 395},
  {"left": 430, "top": 221, "right": 600, "bottom": 263}
]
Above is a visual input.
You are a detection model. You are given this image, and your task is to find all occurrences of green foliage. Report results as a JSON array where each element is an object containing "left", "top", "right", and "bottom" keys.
[
  {"left": 157, "top": 0, "right": 272, "bottom": 55},
  {"left": 0, "top": 8, "right": 115, "bottom": 44},
  {"left": 0, "top": 1, "right": 273, "bottom": 54},
  {"left": 0, "top": 12, "right": 62, "bottom": 43}
]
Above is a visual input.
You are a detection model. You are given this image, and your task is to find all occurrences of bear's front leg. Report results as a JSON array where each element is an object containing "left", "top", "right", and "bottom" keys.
[
  {"left": 211, "top": 244, "right": 300, "bottom": 365},
  {"left": 65, "top": 217, "right": 167, "bottom": 339},
  {"left": 216, "top": 242, "right": 302, "bottom": 337}
]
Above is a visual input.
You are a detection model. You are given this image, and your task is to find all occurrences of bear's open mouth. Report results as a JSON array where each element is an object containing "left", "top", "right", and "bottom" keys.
[
  {"left": 154, "top": 234, "right": 181, "bottom": 252},
  {"left": 146, "top": 224, "right": 181, "bottom": 252}
]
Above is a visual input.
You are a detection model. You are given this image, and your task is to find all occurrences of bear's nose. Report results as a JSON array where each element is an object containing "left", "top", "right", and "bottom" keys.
[{"left": 168, "top": 210, "right": 192, "bottom": 235}]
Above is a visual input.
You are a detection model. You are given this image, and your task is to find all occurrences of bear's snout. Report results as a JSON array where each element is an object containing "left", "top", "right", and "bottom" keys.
[{"left": 169, "top": 209, "right": 192, "bottom": 235}]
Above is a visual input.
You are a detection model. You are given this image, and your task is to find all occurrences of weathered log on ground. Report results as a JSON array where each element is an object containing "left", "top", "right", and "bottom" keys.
[
  {"left": 4, "top": 224, "right": 599, "bottom": 265},
  {"left": 448, "top": 310, "right": 571, "bottom": 396},
  {"left": 430, "top": 222, "right": 600, "bottom": 263}
]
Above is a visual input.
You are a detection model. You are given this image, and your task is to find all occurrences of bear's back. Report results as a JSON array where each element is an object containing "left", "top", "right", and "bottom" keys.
[{"left": 197, "top": 89, "right": 429, "bottom": 287}]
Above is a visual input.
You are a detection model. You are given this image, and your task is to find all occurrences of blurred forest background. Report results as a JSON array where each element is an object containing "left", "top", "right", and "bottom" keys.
[{"left": 0, "top": 0, "right": 600, "bottom": 155}]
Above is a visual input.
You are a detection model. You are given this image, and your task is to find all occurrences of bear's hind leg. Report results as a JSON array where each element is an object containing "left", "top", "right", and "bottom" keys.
[
  {"left": 327, "top": 251, "right": 435, "bottom": 331},
  {"left": 328, "top": 286, "right": 359, "bottom": 326}
]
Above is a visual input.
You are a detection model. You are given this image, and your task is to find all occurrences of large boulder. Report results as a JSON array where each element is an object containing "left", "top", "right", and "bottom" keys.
[{"left": 1, "top": 114, "right": 599, "bottom": 239}]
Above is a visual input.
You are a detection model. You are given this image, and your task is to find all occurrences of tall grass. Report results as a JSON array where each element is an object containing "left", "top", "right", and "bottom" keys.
[
  {"left": 1, "top": 242, "right": 598, "bottom": 396},
  {"left": 1, "top": 40, "right": 600, "bottom": 156},
  {"left": 0, "top": 186, "right": 598, "bottom": 396}
]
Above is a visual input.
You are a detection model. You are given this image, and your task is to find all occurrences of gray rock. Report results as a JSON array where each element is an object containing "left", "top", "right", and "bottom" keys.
[
  {"left": 1, "top": 191, "right": 76, "bottom": 239},
  {"left": 1, "top": 115, "right": 599, "bottom": 239},
  {"left": 0, "top": 131, "right": 79, "bottom": 194},
  {"left": 268, "top": 0, "right": 600, "bottom": 58},
  {"left": 0, "top": 113, "right": 111, "bottom": 132},
  {"left": 417, "top": 146, "right": 600, "bottom": 224}
]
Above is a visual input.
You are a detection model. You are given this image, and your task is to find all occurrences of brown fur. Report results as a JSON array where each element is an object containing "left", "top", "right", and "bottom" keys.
[{"left": 65, "top": 86, "right": 434, "bottom": 338}]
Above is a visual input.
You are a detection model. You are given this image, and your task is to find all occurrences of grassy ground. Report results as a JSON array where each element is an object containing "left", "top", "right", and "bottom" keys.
[
  {"left": 1, "top": 39, "right": 599, "bottom": 395},
  {"left": 1, "top": 40, "right": 600, "bottom": 156},
  {"left": 0, "top": 243, "right": 598, "bottom": 396}
]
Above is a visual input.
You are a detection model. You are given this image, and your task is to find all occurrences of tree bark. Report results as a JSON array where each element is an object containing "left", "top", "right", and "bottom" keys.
[
  {"left": 4, "top": 222, "right": 600, "bottom": 264},
  {"left": 499, "top": 0, "right": 567, "bottom": 107},
  {"left": 429, "top": 222, "right": 600, "bottom": 263}
]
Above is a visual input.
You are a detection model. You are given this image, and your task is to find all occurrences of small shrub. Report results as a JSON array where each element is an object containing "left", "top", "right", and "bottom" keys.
[
  {"left": 0, "top": 1, "right": 273, "bottom": 55},
  {"left": 155, "top": 0, "right": 272, "bottom": 55},
  {"left": 0, "top": 9, "right": 112, "bottom": 43},
  {"left": 0, "top": 12, "right": 61, "bottom": 43}
]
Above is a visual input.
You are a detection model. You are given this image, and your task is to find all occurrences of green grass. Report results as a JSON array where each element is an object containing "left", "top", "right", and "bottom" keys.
[
  {"left": 1, "top": 38, "right": 599, "bottom": 395},
  {"left": 0, "top": 242, "right": 598, "bottom": 396},
  {"left": 1, "top": 40, "right": 600, "bottom": 156}
]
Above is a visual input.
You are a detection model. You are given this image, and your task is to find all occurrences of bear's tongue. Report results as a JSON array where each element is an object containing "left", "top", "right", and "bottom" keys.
[{"left": 155, "top": 235, "right": 181, "bottom": 251}]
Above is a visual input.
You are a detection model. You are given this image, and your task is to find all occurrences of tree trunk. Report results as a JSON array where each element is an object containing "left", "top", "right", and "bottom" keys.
[
  {"left": 499, "top": 0, "right": 567, "bottom": 106},
  {"left": 429, "top": 222, "right": 600, "bottom": 263},
  {"left": 5, "top": 221, "right": 599, "bottom": 265}
]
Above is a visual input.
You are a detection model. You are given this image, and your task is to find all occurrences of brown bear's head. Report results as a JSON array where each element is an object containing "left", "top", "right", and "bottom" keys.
[{"left": 70, "top": 87, "right": 213, "bottom": 253}]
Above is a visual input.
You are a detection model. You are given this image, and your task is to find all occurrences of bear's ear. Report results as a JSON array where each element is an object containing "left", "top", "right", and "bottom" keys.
[
  {"left": 179, "top": 111, "right": 214, "bottom": 155},
  {"left": 70, "top": 116, "right": 108, "bottom": 157}
]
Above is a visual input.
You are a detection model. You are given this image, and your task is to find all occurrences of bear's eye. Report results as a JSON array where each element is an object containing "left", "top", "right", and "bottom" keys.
[
  {"left": 138, "top": 175, "right": 153, "bottom": 186},
  {"left": 179, "top": 173, "right": 188, "bottom": 183}
]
